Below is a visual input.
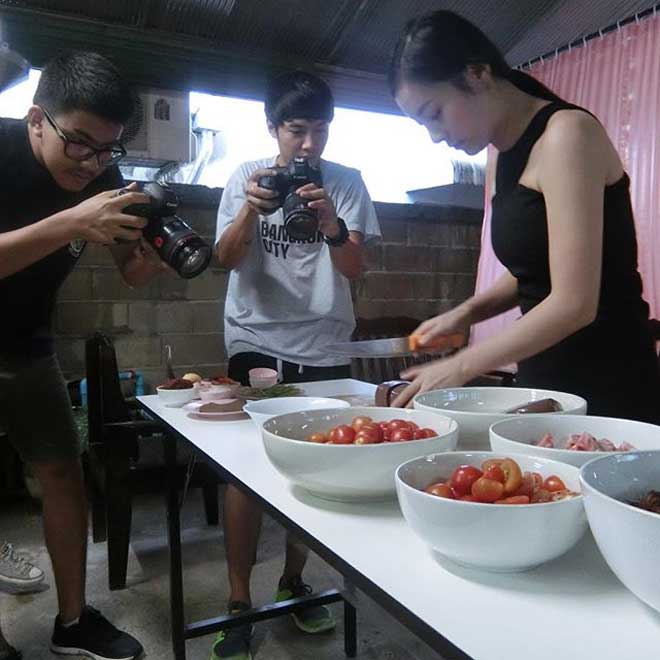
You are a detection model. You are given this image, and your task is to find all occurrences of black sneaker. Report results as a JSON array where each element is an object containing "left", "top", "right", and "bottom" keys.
[
  {"left": 50, "top": 606, "right": 143, "bottom": 660},
  {"left": 209, "top": 601, "right": 254, "bottom": 660}
]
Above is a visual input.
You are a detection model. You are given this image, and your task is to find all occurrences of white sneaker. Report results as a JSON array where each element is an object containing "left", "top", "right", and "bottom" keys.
[{"left": 0, "top": 542, "right": 44, "bottom": 592}]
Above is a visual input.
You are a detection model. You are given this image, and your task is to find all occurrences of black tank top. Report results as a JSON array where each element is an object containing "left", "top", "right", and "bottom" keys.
[{"left": 491, "top": 101, "right": 659, "bottom": 423}]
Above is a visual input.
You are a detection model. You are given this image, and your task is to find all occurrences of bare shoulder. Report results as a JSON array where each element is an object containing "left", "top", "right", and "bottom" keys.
[
  {"left": 540, "top": 108, "right": 622, "bottom": 181},
  {"left": 545, "top": 109, "right": 609, "bottom": 150}
]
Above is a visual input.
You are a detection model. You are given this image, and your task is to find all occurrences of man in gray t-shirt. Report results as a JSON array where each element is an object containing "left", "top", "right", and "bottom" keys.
[{"left": 211, "top": 71, "right": 380, "bottom": 660}]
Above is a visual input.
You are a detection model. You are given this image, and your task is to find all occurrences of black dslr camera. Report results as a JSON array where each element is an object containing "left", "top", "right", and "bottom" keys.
[
  {"left": 257, "top": 157, "right": 322, "bottom": 240},
  {"left": 120, "top": 182, "right": 212, "bottom": 279}
]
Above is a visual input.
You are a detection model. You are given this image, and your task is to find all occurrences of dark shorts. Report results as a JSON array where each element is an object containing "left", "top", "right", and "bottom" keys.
[
  {"left": 228, "top": 352, "right": 351, "bottom": 386},
  {"left": 0, "top": 353, "right": 82, "bottom": 463}
]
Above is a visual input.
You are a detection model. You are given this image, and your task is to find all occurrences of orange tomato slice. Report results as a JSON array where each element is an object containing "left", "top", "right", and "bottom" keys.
[
  {"left": 481, "top": 458, "right": 523, "bottom": 495},
  {"left": 407, "top": 332, "right": 464, "bottom": 353}
]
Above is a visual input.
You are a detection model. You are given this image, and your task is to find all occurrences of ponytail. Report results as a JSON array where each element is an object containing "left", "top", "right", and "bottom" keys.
[{"left": 504, "top": 69, "right": 563, "bottom": 102}]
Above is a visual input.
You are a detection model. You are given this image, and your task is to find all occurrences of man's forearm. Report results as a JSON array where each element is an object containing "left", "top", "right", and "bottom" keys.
[
  {"left": 328, "top": 232, "right": 363, "bottom": 280},
  {"left": 0, "top": 211, "right": 74, "bottom": 279},
  {"left": 216, "top": 203, "right": 259, "bottom": 270}
]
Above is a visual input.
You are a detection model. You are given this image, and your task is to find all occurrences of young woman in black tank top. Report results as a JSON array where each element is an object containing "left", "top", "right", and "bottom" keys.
[{"left": 386, "top": 10, "right": 659, "bottom": 423}]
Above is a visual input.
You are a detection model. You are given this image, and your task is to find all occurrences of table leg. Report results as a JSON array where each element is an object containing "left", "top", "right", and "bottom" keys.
[
  {"left": 344, "top": 599, "right": 357, "bottom": 657},
  {"left": 164, "top": 433, "right": 186, "bottom": 660}
]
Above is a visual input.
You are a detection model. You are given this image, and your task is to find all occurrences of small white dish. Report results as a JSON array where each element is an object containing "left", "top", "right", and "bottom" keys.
[
  {"left": 249, "top": 367, "right": 279, "bottom": 389},
  {"left": 183, "top": 400, "right": 247, "bottom": 420},
  {"left": 156, "top": 386, "right": 195, "bottom": 407},
  {"left": 198, "top": 383, "right": 241, "bottom": 401}
]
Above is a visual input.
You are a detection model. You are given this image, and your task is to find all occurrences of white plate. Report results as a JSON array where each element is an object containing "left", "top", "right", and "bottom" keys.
[{"left": 183, "top": 400, "right": 248, "bottom": 420}]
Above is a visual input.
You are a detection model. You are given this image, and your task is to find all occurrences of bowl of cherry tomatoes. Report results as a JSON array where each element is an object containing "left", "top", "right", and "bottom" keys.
[
  {"left": 261, "top": 407, "right": 458, "bottom": 502},
  {"left": 395, "top": 452, "right": 587, "bottom": 572}
]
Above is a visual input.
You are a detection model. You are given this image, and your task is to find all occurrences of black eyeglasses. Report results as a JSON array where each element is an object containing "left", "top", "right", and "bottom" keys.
[{"left": 40, "top": 106, "right": 127, "bottom": 167}]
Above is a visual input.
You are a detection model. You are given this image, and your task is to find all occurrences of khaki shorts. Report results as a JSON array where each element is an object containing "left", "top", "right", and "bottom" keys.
[{"left": 0, "top": 353, "right": 82, "bottom": 463}]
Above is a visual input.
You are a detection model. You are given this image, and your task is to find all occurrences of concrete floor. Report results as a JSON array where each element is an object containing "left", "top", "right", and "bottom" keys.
[{"left": 0, "top": 488, "right": 443, "bottom": 660}]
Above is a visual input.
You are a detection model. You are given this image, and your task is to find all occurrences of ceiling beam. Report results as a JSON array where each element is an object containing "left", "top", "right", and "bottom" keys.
[{"left": 0, "top": 6, "right": 399, "bottom": 114}]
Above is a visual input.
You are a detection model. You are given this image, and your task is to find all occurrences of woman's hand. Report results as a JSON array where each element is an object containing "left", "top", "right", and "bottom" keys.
[
  {"left": 391, "top": 354, "right": 469, "bottom": 408},
  {"left": 412, "top": 304, "right": 472, "bottom": 348}
]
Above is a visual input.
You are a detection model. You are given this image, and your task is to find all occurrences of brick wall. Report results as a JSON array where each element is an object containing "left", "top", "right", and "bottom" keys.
[{"left": 54, "top": 184, "right": 482, "bottom": 389}]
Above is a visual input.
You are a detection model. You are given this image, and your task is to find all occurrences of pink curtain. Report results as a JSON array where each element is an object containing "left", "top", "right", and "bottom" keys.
[{"left": 471, "top": 13, "right": 660, "bottom": 350}]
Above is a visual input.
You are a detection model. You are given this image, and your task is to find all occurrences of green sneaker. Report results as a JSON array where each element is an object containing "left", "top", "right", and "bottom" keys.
[
  {"left": 275, "top": 576, "right": 336, "bottom": 634},
  {"left": 209, "top": 601, "right": 253, "bottom": 660}
]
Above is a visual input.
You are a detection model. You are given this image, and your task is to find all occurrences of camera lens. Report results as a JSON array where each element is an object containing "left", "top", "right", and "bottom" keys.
[
  {"left": 173, "top": 241, "right": 213, "bottom": 279},
  {"left": 144, "top": 217, "right": 212, "bottom": 279},
  {"left": 282, "top": 193, "right": 319, "bottom": 240}
]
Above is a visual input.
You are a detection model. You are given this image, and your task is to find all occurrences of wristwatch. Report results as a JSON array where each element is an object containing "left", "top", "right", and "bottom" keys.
[{"left": 324, "top": 216, "right": 350, "bottom": 247}]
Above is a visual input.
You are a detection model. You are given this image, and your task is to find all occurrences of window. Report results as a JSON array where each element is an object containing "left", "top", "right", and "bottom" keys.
[
  {"left": 0, "top": 67, "right": 40, "bottom": 117},
  {"left": 1, "top": 72, "right": 486, "bottom": 203},
  {"left": 190, "top": 91, "right": 486, "bottom": 202}
]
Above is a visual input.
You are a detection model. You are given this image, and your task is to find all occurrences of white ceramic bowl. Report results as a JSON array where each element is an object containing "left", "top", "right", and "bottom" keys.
[
  {"left": 156, "top": 385, "right": 195, "bottom": 407},
  {"left": 197, "top": 383, "right": 241, "bottom": 401},
  {"left": 262, "top": 407, "right": 458, "bottom": 502},
  {"left": 414, "top": 387, "right": 587, "bottom": 451},
  {"left": 580, "top": 451, "right": 660, "bottom": 613},
  {"left": 396, "top": 451, "right": 587, "bottom": 572},
  {"left": 243, "top": 396, "right": 350, "bottom": 428},
  {"left": 490, "top": 415, "right": 660, "bottom": 468}
]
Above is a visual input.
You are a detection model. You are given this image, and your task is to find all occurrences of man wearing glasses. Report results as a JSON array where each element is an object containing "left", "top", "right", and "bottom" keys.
[{"left": 0, "top": 51, "right": 160, "bottom": 660}]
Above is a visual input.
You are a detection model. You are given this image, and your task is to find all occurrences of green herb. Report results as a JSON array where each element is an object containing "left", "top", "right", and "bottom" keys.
[{"left": 239, "top": 384, "right": 303, "bottom": 400}]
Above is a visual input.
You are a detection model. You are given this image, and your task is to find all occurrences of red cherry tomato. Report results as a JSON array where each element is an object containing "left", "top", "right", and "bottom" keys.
[
  {"left": 306, "top": 432, "right": 327, "bottom": 444},
  {"left": 354, "top": 426, "right": 383, "bottom": 444},
  {"left": 351, "top": 416, "right": 373, "bottom": 432},
  {"left": 449, "top": 465, "right": 483, "bottom": 496},
  {"left": 425, "top": 482, "right": 454, "bottom": 498},
  {"left": 471, "top": 477, "right": 505, "bottom": 503},
  {"left": 388, "top": 419, "right": 412, "bottom": 432},
  {"left": 361, "top": 422, "right": 382, "bottom": 433},
  {"left": 328, "top": 424, "right": 355, "bottom": 445},
  {"left": 543, "top": 475, "right": 567, "bottom": 493},
  {"left": 390, "top": 428, "right": 414, "bottom": 442},
  {"left": 407, "top": 421, "right": 420, "bottom": 431},
  {"left": 459, "top": 494, "right": 479, "bottom": 502},
  {"left": 414, "top": 428, "right": 437, "bottom": 439},
  {"left": 495, "top": 495, "right": 530, "bottom": 505}
]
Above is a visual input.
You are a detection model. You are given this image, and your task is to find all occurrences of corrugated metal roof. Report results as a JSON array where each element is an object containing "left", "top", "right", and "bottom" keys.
[{"left": 0, "top": 0, "right": 657, "bottom": 111}]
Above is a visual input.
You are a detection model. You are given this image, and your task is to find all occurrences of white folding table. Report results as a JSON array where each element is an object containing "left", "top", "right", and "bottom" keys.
[{"left": 138, "top": 378, "right": 659, "bottom": 660}]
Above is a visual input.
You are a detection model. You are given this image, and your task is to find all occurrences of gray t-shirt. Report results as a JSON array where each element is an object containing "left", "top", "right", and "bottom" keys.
[{"left": 216, "top": 157, "right": 381, "bottom": 366}]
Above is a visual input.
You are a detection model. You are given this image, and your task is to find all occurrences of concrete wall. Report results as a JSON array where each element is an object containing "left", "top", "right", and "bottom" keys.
[{"left": 54, "top": 184, "right": 482, "bottom": 390}]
